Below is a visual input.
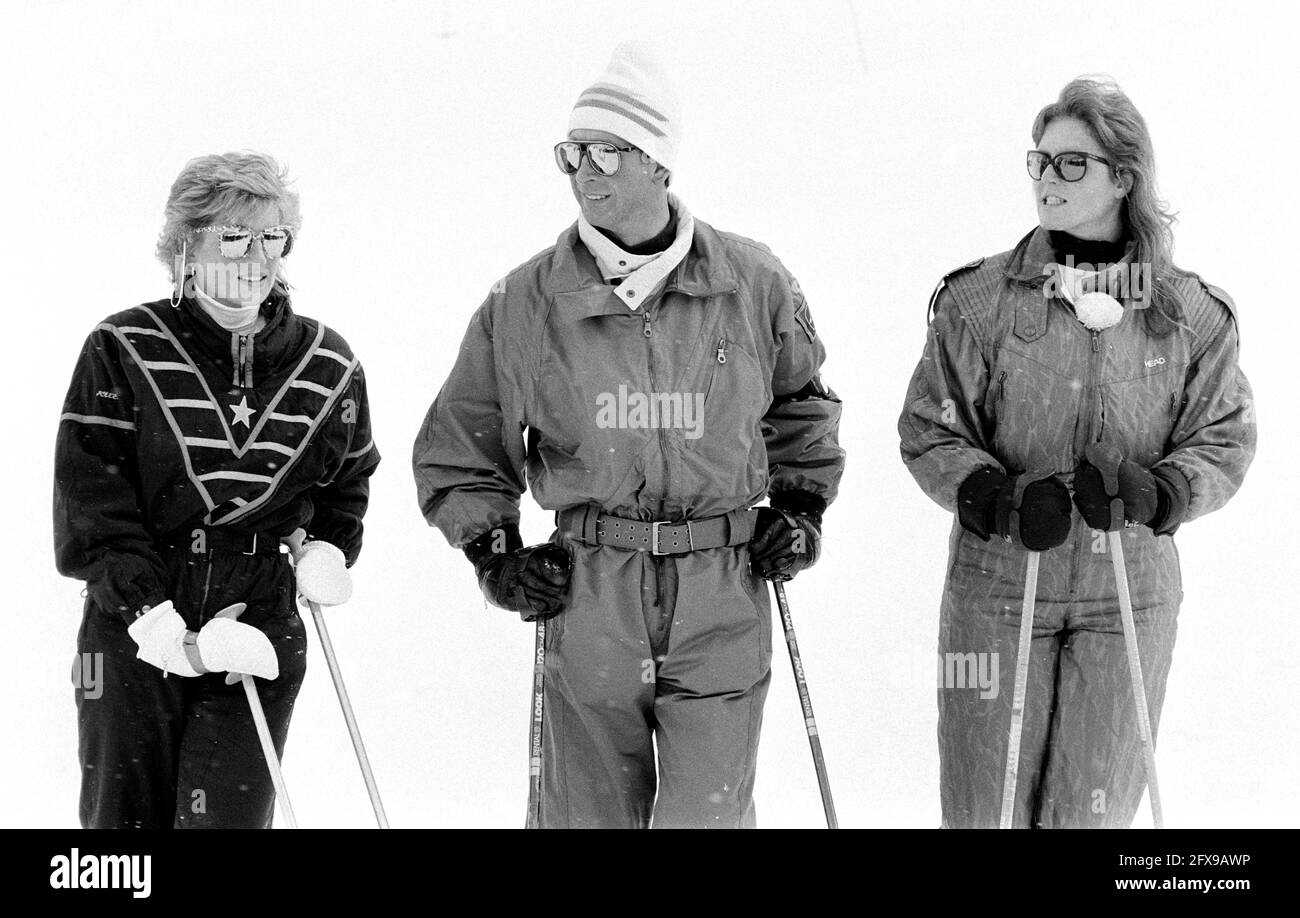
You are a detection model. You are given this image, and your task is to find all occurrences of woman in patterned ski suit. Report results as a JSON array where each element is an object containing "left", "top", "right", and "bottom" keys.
[
  {"left": 899, "top": 79, "right": 1255, "bottom": 828},
  {"left": 55, "top": 152, "right": 379, "bottom": 828}
]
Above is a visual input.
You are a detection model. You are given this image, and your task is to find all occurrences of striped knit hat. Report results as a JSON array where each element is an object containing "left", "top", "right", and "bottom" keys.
[{"left": 568, "top": 41, "right": 682, "bottom": 172}]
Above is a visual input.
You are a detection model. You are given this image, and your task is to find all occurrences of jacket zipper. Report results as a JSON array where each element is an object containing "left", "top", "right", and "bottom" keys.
[
  {"left": 230, "top": 333, "right": 254, "bottom": 388},
  {"left": 196, "top": 559, "right": 214, "bottom": 627},
  {"left": 643, "top": 305, "right": 670, "bottom": 590},
  {"left": 1070, "top": 329, "right": 1104, "bottom": 594},
  {"left": 997, "top": 370, "right": 1007, "bottom": 408},
  {"left": 702, "top": 338, "right": 728, "bottom": 408},
  {"left": 240, "top": 335, "right": 252, "bottom": 388},
  {"left": 1169, "top": 392, "right": 1178, "bottom": 422}
]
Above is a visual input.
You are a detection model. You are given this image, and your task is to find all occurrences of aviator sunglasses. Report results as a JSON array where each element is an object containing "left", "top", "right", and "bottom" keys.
[
  {"left": 554, "top": 140, "right": 638, "bottom": 177},
  {"left": 1026, "top": 150, "right": 1114, "bottom": 183},
  {"left": 192, "top": 224, "right": 297, "bottom": 259}
]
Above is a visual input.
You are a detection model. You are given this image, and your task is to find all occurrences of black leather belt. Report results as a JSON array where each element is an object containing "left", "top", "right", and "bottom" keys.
[
  {"left": 161, "top": 526, "right": 285, "bottom": 557},
  {"left": 556, "top": 506, "right": 758, "bottom": 555}
]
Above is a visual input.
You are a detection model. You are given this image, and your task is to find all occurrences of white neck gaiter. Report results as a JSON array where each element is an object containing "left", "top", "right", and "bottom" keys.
[{"left": 191, "top": 284, "right": 262, "bottom": 332}]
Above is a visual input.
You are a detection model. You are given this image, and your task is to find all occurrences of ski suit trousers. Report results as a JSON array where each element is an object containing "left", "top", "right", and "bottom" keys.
[
  {"left": 938, "top": 516, "right": 1179, "bottom": 828},
  {"left": 74, "top": 539, "right": 307, "bottom": 829},
  {"left": 538, "top": 538, "right": 773, "bottom": 828}
]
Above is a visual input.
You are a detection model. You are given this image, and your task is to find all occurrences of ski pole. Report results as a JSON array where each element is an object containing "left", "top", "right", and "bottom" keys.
[
  {"left": 525, "top": 617, "right": 546, "bottom": 829},
  {"left": 1107, "top": 531, "right": 1164, "bottom": 829},
  {"left": 307, "top": 600, "right": 390, "bottom": 829},
  {"left": 240, "top": 674, "right": 298, "bottom": 829},
  {"left": 999, "top": 550, "right": 1040, "bottom": 829},
  {"left": 771, "top": 578, "right": 838, "bottom": 829}
]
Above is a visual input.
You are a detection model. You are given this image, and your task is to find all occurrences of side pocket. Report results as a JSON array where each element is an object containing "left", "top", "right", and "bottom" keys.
[{"left": 738, "top": 546, "right": 773, "bottom": 660}]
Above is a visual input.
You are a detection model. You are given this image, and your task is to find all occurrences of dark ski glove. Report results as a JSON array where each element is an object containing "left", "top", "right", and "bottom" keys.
[
  {"left": 958, "top": 467, "right": 1072, "bottom": 551},
  {"left": 1072, "top": 442, "right": 1190, "bottom": 535},
  {"left": 463, "top": 523, "right": 572, "bottom": 622},
  {"left": 749, "top": 491, "right": 825, "bottom": 581}
]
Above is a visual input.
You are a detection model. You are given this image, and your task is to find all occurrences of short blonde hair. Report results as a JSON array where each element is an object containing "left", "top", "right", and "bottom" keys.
[{"left": 156, "top": 151, "right": 301, "bottom": 294}]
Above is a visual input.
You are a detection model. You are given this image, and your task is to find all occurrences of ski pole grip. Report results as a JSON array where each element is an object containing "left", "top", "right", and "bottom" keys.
[{"left": 1084, "top": 442, "right": 1127, "bottom": 531}]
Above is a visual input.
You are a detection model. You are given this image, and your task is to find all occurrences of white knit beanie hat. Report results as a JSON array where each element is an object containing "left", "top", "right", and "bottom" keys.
[{"left": 568, "top": 41, "right": 683, "bottom": 172}]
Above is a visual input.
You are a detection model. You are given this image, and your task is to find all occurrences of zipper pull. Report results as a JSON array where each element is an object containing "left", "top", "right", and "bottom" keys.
[
  {"left": 1091, "top": 331, "right": 1100, "bottom": 353},
  {"left": 642, "top": 311, "right": 652, "bottom": 338},
  {"left": 239, "top": 334, "right": 252, "bottom": 388},
  {"left": 716, "top": 337, "right": 727, "bottom": 364},
  {"left": 998, "top": 369, "right": 1007, "bottom": 401}
]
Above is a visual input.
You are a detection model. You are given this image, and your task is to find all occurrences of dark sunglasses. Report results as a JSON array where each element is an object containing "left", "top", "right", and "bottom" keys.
[
  {"left": 192, "top": 224, "right": 296, "bottom": 258},
  {"left": 1026, "top": 150, "right": 1113, "bottom": 182},
  {"left": 554, "top": 141, "right": 638, "bottom": 177}
]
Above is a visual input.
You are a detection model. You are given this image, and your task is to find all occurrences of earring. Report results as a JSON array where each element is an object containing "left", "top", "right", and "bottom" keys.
[{"left": 169, "top": 240, "right": 188, "bottom": 307}]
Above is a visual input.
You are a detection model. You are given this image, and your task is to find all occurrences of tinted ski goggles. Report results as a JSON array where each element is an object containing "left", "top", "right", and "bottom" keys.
[
  {"left": 554, "top": 140, "right": 638, "bottom": 177},
  {"left": 192, "top": 224, "right": 296, "bottom": 258},
  {"left": 1026, "top": 150, "right": 1113, "bottom": 182}
]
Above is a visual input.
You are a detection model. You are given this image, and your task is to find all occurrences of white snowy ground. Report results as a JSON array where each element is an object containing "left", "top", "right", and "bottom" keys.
[{"left": 3, "top": 0, "right": 1295, "bottom": 828}]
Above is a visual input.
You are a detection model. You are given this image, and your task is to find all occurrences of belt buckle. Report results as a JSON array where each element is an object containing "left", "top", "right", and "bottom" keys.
[
  {"left": 650, "top": 520, "right": 693, "bottom": 555},
  {"left": 242, "top": 533, "right": 258, "bottom": 556}
]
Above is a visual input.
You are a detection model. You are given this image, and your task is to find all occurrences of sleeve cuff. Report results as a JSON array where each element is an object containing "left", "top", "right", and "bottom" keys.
[
  {"left": 957, "top": 466, "right": 1008, "bottom": 541},
  {"left": 770, "top": 490, "right": 828, "bottom": 520},
  {"left": 1150, "top": 465, "right": 1192, "bottom": 536},
  {"left": 463, "top": 522, "right": 523, "bottom": 573}
]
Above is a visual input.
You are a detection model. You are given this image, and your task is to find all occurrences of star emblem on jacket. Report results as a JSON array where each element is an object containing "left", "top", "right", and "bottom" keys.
[{"left": 229, "top": 395, "right": 256, "bottom": 428}]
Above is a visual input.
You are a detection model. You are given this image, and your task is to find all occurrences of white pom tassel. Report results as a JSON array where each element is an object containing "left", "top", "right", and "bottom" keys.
[{"left": 1073, "top": 291, "right": 1125, "bottom": 331}]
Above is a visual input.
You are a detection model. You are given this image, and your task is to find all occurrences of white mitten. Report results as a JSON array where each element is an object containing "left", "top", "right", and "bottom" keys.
[
  {"left": 196, "top": 605, "right": 279, "bottom": 681},
  {"left": 126, "top": 601, "right": 203, "bottom": 677},
  {"left": 293, "top": 539, "right": 353, "bottom": 606}
]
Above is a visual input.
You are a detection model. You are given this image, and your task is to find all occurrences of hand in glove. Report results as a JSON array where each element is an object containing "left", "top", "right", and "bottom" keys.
[
  {"left": 749, "top": 492, "right": 825, "bottom": 581},
  {"left": 463, "top": 523, "right": 571, "bottom": 622},
  {"left": 128, "top": 601, "right": 205, "bottom": 678},
  {"left": 1072, "top": 442, "right": 1190, "bottom": 534},
  {"left": 958, "top": 467, "right": 1072, "bottom": 551},
  {"left": 284, "top": 528, "right": 352, "bottom": 606},
  {"left": 128, "top": 601, "right": 278, "bottom": 682},
  {"left": 196, "top": 603, "right": 280, "bottom": 684}
]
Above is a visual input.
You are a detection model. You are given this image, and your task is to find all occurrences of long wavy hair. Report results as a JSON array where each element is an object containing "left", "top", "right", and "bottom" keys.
[
  {"left": 1032, "top": 78, "right": 1185, "bottom": 336},
  {"left": 155, "top": 151, "right": 301, "bottom": 299}
]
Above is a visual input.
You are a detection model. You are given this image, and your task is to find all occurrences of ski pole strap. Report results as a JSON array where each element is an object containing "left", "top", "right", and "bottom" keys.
[
  {"left": 160, "top": 526, "right": 286, "bottom": 558},
  {"left": 556, "top": 506, "right": 759, "bottom": 556}
]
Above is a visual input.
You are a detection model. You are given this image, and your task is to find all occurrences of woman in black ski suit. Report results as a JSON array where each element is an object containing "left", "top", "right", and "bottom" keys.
[
  {"left": 55, "top": 152, "right": 379, "bottom": 828},
  {"left": 899, "top": 79, "right": 1255, "bottom": 827}
]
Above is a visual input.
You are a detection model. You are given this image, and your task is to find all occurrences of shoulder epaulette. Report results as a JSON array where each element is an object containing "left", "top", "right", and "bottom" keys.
[{"left": 927, "top": 257, "right": 985, "bottom": 325}]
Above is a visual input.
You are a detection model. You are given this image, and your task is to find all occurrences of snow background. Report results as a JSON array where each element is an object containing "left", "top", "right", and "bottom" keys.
[{"left": 3, "top": 0, "right": 1295, "bottom": 828}]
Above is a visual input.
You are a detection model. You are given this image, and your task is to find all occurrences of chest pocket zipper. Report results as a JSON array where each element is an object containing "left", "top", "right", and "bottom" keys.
[{"left": 703, "top": 337, "right": 728, "bottom": 408}]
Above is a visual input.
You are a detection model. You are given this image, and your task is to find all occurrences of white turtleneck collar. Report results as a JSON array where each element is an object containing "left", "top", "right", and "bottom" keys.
[
  {"left": 577, "top": 193, "right": 695, "bottom": 311},
  {"left": 191, "top": 284, "right": 266, "bottom": 334}
]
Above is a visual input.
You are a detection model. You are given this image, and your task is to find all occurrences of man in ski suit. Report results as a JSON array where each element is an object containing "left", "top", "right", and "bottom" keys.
[
  {"left": 55, "top": 152, "right": 379, "bottom": 828},
  {"left": 413, "top": 42, "right": 844, "bottom": 828}
]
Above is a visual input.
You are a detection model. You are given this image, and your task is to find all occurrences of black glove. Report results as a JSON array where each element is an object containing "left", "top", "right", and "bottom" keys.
[
  {"left": 749, "top": 491, "right": 825, "bottom": 581},
  {"left": 463, "top": 524, "right": 572, "bottom": 622},
  {"left": 1072, "top": 442, "right": 1190, "bottom": 535},
  {"left": 958, "top": 467, "right": 1072, "bottom": 551}
]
